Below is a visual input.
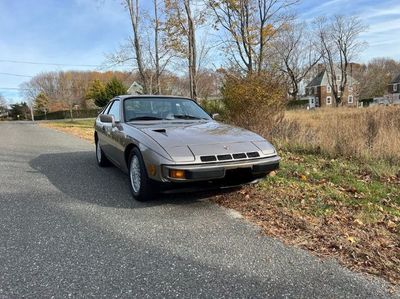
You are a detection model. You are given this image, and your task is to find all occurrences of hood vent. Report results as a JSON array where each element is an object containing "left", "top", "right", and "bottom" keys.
[{"left": 152, "top": 128, "right": 166, "bottom": 133}]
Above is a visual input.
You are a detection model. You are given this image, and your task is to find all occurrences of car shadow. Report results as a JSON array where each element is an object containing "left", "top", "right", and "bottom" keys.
[{"left": 29, "top": 151, "right": 238, "bottom": 209}]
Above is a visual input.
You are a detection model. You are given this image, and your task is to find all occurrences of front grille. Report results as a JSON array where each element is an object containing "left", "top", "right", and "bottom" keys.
[
  {"left": 232, "top": 153, "right": 246, "bottom": 159},
  {"left": 200, "top": 151, "right": 261, "bottom": 163},
  {"left": 217, "top": 154, "right": 232, "bottom": 161},
  {"left": 200, "top": 155, "right": 217, "bottom": 162},
  {"left": 246, "top": 152, "right": 260, "bottom": 158}
]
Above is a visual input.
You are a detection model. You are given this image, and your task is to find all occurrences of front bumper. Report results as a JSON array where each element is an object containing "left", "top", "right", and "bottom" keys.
[{"left": 162, "top": 155, "right": 280, "bottom": 182}]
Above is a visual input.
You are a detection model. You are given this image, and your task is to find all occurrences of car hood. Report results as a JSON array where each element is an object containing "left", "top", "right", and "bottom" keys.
[{"left": 129, "top": 121, "right": 275, "bottom": 162}]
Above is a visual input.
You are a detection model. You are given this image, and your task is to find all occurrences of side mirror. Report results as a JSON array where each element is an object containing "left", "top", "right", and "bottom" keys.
[
  {"left": 212, "top": 113, "right": 221, "bottom": 121},
  {"left": 100, "top": 114, "right": 115, "bottom": 126}
]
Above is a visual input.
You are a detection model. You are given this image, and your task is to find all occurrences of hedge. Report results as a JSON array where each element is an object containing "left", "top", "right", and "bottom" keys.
[
  {"left": 35, "top": 109, "right": 101, "bottom": 120},
  {"left": 287, "top": 99, "right": 309, "bottom": 109}
]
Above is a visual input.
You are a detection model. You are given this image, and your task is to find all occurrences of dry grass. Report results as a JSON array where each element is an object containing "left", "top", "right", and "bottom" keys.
[
  {"left": 271, "top": 106, "right": 400, "bottom": 163},
  {"left": 40, "top": 119, "right": 95, "bottom": 143}
]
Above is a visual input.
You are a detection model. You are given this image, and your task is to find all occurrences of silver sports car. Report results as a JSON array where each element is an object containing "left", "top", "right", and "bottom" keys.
[{"left": 94, "top": 95, "right": 280, "bottom": 201}]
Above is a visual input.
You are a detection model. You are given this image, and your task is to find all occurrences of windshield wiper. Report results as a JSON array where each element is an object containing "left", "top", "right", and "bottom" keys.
[
  {"left": 172, "top": 114, "right": 206, "bottom": 120},
  {"left": 128, "top": 116, "right": 163, "bottom": 121}
]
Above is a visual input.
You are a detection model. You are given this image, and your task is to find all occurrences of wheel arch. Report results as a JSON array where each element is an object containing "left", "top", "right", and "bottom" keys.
[{"left": 124, "top": 143, "right": 139, "bottom": 169}]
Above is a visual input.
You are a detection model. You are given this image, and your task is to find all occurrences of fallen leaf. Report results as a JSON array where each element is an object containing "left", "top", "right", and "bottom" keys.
[
  {"left": 387, "top": 220, "right": 396, "bottom": 229},
  {"left": 354, "top": 219, "right": 364, "bottom": 226},
  {"left": 347, "top": 236, "right": 356, "bottom": 243}
]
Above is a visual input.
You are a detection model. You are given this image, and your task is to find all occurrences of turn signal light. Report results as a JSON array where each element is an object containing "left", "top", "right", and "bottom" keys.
[
  {"left": 169, "top": 169, "right": 186, "bottom": 179},
  {"left": 148, "top": 164, "right": 157, "bottom": 176}
]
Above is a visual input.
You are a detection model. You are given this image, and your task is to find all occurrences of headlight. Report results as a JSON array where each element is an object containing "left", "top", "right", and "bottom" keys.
[{"left": 252, "top": 140, "right": 276, "bottom": 156}]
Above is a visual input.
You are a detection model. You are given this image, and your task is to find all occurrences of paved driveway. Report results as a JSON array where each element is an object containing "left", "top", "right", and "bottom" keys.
[{"left": 0, "top": 122, "right": 397, "bottom": 298}]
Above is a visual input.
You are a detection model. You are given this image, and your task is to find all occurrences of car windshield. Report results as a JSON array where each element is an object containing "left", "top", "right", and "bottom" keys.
[{"left": 124, "top": 97, "right": 212, "bottom": 122}]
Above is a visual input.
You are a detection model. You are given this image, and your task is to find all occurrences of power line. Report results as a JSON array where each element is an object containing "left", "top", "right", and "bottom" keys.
[
  {"left": 0, "top": 72, "right": 33, "bottom": 78},
  {"left": 0, "top": 87, "right": 27, "bottom": 90},
  {"left": 0, "top": 59, "right": 102, "bottom": 68}
]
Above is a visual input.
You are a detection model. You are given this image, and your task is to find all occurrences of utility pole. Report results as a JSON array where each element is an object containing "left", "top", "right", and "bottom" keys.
[{"left": 30, "top": 104, "right": 34, "bottom": 122}]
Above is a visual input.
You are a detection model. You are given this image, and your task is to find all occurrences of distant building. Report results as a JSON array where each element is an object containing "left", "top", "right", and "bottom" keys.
[
  {"left": 127, "top": 81, "right": 144, "bottom": 95},
  {"left": 303, "top": 67, "right": 359, "bottom": 108},
  {"left": 386, "top": 73, "right": 400, "bottom": 103}
]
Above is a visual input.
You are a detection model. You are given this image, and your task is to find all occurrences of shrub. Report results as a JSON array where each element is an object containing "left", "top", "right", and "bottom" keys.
[
  {"left": 221, "top": 72, "right": 286, "bottom": 138},
  {"left": 200, "top": 99, "right": 226, "bottom": 118}
]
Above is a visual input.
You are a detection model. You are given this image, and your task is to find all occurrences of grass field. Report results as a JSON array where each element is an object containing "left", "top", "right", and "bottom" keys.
[
  {"left": 40, "top": 112, "right": 400, "bottom": 285},
  {"left": 40, "top": 119, "right": 95, "bottom": 142}
]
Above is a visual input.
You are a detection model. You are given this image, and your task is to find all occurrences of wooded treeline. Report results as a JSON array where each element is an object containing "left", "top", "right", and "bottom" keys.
[{"left": 14, "top": 0, "right": 400, "bottom": 127}]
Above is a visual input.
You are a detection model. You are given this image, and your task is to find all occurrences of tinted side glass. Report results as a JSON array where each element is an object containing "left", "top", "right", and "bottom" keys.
[{"left": 107, "top": 100, "right": 121, "bottom": 122}]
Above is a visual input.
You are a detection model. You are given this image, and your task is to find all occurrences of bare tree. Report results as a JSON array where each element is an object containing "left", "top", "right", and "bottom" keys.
[
  {"left": 0, "top": 94, "right": 7, "bottom": 109},
  {"left": 208, "top": 0, "right": 298, "bottom": 74},
  {"left": 165, "top": 0, "right": 206, "bottom": 100},
  {"left": 57, "top": 72, "right": 82, "bottom": 121},
  {"left": 315, "top": 15, "right": 367, "bottom": 106},
  {"left": 355, "top": 58, "right": 400, "bottom": 100},
  {"left": 274, "top": 22, "right": 321, "bottom": 100},
  {"left": 107, "top": 0, "right": 174, "bottom": 95},
  {"left": 125, "top": 0, "right": 149, "bottom": 93}
]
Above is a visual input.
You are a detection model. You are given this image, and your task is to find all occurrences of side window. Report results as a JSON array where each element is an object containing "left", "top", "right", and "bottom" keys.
[
  {"left": 107, "top": 100, "right": 121, "bottom": 122},
  {"left": 101, "top": 102, "right": 112, "bottom": 114}
]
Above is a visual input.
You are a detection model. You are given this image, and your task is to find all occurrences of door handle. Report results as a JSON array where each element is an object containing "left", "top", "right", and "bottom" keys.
[{"left": 101, "top": 126, "right": 105, "bottom": 131}]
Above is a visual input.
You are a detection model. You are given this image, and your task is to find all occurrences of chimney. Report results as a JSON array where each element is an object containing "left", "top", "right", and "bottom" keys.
[{"left": 317, "top": 63, "right": 325, "bottom": 73}]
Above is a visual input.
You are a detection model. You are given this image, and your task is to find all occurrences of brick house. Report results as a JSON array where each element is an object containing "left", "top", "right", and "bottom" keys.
[
  {"left": 386, "top": 73, "right": 400, "bottom": 103},
  {"left": 304, "top": 68, "right": 359, "bottom": 108}
]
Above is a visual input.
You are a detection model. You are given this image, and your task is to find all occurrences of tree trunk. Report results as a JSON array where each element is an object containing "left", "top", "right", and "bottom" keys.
[
  {"left": 127, "top": 0, "right": 148, "bottom": 94},
  {"left": 154, "top": 0, "right": 161, "bottom": 95},
  {"left": 69, "top": 106, "right": 74, "bottom": 122},
  {"left": 184, "top": 0, "right": 197, "bottom": 101}
]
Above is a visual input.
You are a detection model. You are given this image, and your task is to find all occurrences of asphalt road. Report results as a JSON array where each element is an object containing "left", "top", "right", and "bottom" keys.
[{"left": 0, "top": 122, "right": 397, "bottom": 298}]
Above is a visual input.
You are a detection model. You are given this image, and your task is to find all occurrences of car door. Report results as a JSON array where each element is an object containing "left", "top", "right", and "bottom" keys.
[
  {"left": 97, "top": 101, "right": 113, "bottom": 154},
  {"left": 106, "top": 99, "right": 126, "bottom": 167},
  {"left": 98, "top": 100, "right": 120, "bottom": 163}
]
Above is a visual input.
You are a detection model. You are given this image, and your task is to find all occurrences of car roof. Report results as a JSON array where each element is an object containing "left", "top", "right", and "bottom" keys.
[{"left": 118, "top": 95, "right": 193, "bottom": 101}]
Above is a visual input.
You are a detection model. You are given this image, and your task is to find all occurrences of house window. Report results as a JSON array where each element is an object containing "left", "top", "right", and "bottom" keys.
[
  {"left": 394, "top": 84, "right": 398, "bottom": 92},
  {"left": 327, "top": 85, "right": 331, "bottom": 93},
  {"left": 336, "top": 75, "right": 341, "bottom": 81},
  {"left": 348, "top": 95, "right": 353, "bottom": 104},
  {"left": 349, "top": 86, "right": 353, "bottom": 93},
  {"left": 326, "top": 96, "right": 332, "bottom": 105}
]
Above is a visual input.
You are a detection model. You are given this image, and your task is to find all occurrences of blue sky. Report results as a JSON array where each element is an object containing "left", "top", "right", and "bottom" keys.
[{"left": 1, "top": 0, "right": 400, "bottom": 103}]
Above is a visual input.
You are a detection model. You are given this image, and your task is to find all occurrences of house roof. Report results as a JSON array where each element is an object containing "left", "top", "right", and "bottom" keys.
[
  {"left": 306, "top": 70, "right": 325, "bottom": 87},
  {"left": 390, "top": 73, "right": 400, "bottom": 84},
  {"left": 127, "top": 81, "right": 144, "bottom": 94},
  {"left": 306, "top": 68, "right": 358, "bottom": 88}
]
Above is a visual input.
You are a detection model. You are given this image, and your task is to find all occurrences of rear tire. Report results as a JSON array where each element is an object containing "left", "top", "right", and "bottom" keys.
[
  {"left": 96, "top": 140, "right": 110, "bottom": 167},
  {"left": 128, "top": 147, "right": 155, "bottom": 201}
]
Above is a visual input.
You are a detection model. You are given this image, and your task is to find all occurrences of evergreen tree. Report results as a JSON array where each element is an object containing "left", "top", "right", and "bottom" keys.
[
  {"left": 105, "top": 77, "right": 127, "bottom": 99},
  {"left": 86, "top": 79, "right": 108, "bottom": 107}
]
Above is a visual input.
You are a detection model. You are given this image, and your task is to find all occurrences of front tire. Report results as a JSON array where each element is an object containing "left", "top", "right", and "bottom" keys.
[
  {"left": 96, "top": 140, "right": 110, "bottom": 167},
  {"left": 128, "top": 147, "right": 155, "bottom": 201}
]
